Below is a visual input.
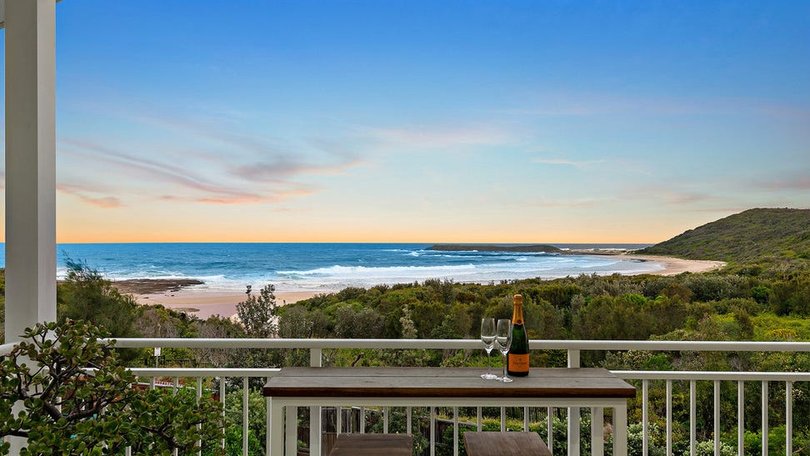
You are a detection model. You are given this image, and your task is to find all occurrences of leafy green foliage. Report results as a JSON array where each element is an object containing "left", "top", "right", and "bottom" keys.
[
  {"left": 126, "top": 388, "right": 223, "bottom": 455},
  {"left": 639, "top": 208, "right": 810, "bottom": 263},
  {"left": 224, "top": 389, "right": 266, "bottom": 454},
  {"left": 0, "top": 321, "right": 134, "bottom": 455},
  {"left": 0, "top": 320, "right": 224, "bottom": 455},
  {"left": 58, "top": 259, "right": 140, "bottom": 337},
  {"left": 236, "top": 284, "right": 278, "bottom": 338}
]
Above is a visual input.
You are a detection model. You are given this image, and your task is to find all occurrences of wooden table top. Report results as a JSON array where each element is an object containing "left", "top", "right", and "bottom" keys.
[{"left": 262, "top": 367, "right": 636, "bottom": 399}]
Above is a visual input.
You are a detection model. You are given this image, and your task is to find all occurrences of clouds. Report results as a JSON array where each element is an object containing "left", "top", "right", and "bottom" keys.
[
  {"left": 365, "top": 125, "right": 513, "bottom": 149},
  {"left": 758, "top": 173, "right": 810, "bottom": 191},
  {"left": 57, "top": 136, "right": 355, "bottom": 208},
  {"left": 54, "top": 103, "right": 370, "bottom": 209},
  {"left": 233, "top": 154, "right": 363, "bottom": 183},
  {"left": 500, "top": 91, "right": 810, "bottom": 120},
  {"left": 533, "top": 157, "right": 605, "bottom": 169},
  {"left": 57, "top": 183, "right": 123, "bottom": 209},
  {"left": 532, "top": 197, "right": 614, "bottom": 208},
  {"left": 60, "top": 139, "right": 266, "bottom": 205}
]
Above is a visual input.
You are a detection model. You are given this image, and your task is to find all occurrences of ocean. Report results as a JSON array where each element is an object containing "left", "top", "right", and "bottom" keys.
[{"left": 0, "top": 243, "right": 659, "bottom": 294}]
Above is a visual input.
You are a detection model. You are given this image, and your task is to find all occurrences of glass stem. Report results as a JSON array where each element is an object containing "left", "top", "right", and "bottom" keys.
[
  {"left": 486, "top": 350, "right": 492, "bottom": 376},
  {"left": 502, "top": 353, "right": 508, "bottom": 380}
]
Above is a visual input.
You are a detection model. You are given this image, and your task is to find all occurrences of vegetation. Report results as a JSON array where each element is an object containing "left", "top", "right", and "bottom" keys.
[
  {"left": 58, "top": 258, "right": 141, "bottom": 338},
  {"left": 236, "top": 284, "right": 279, "bottom": 338},
  {"left": 1, "top": 207, "right": 809, "bottom": 455},
  {"left": 639, "top": 208, "right": 810, "bottom": 262},
  {"left": 0, "top": 320, "right": 224, "bottom": 455}
]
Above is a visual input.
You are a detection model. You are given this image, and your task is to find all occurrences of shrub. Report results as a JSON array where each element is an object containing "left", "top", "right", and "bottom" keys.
[{"left": 0, "top": 320, "right": 224, "bottom": 455}]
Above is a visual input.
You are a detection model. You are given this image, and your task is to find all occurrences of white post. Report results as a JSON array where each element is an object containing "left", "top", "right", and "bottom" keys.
[
  {"left": 310, "top": 348, "right": 322, "bottom": 456},
  {"left": 567, "top": 349, "right": 581, "bottom": 456},
  {"left": 4, "top": 1, "right": 57, "bottom": 454},
  {"left": 4, "top": 0, "right": 57, "bottom": 341}
]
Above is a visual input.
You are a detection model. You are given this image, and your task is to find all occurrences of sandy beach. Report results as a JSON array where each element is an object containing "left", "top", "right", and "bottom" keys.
[
  {"left": 117, "top": 253, "right": 725, "bottom": 319},
  {"left": 621, "top": 254, "right": 725, "bottom": 276},
  {"left": 131, "top": 289, "right": 320, "bottom": 319}
]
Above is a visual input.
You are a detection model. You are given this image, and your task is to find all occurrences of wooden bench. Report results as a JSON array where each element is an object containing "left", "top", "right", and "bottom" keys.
[
  {"left": 463, "top": 432, "right": 552, "bottom": 456},
  {"left": 328, "top": 433, "right": 413, "bottom": 456}
]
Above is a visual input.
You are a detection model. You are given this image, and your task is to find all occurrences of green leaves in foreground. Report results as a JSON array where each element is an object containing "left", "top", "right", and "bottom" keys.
[{"left": 0, "top": 320, "right": 224, "bottom": 455}]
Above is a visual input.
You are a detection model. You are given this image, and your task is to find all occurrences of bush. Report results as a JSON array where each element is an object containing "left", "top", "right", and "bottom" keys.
[
  {"left": 58, "top": 259, "right": 140, "bottom": 337},
  {"left": 0, "top": 320, "right": 224, "bottom": 455}
]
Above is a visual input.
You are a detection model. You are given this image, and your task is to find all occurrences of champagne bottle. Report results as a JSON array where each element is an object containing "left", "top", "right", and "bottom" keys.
[{"left": 507, "top": 294, "right": 530, "bottom": 376}]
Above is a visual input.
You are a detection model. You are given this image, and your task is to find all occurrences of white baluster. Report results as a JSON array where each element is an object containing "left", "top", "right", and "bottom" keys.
[
  {"left": 642, "top": 380, "right": 649, "bottom": 456},
  {"left": 666, "top": 380, "right": 672, "bottom": 456},
  {"left": 690, "top": 380, "right": 696, "bottom": 456},
  {"left": 762, "top": 381, "right": 769, "bottom": 456}
]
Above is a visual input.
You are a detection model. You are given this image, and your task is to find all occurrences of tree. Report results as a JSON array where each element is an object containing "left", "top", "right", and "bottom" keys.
[
  {"left": 57, "top": 259, "right": 140, "bottom": 338},
  {"left": 236, "top": 285, "right": 278, "bottom": 338},
  {"left": 0, "top": 320, "right": 224, "bottom": 455},
  {"left": 399, "top": 305, "right": 418, "bottom": 339}
]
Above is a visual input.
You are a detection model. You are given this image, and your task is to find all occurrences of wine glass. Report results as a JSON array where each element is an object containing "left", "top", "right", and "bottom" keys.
[
  {"left": 480, "top": 318, "right": 498, "bottom": 380},
  {"left": 495, "top": 319, "right": 513, "bottom": 383}
]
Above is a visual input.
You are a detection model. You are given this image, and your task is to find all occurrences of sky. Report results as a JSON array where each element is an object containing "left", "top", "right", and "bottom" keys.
[{"left": 2, "top": 0, "right": 809, "bottom": 243}]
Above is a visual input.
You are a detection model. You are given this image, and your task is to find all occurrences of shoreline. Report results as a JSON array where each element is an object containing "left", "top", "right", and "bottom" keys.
[
  {"left": 130, "top": 289, "right": 321, "bottom": 320},
  {"left": 618, "top": 253, "right": 725, "bottom": 276},
  {"left": 115, "top": 253, "right": 725, "bottom": 319}
]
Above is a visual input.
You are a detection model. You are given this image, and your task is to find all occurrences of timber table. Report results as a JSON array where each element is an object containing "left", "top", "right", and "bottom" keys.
[{"left": 262, "top": 367, "right": 636, "bottom": 456}]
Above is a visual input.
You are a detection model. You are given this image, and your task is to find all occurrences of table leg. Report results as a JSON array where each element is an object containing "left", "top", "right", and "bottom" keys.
[
  {"left": 286, "top": 406, "right": 298, "bottom": 456},
  {"left": 269, "top": 398, "right": 285, "bottom": 456},
  {"left": 569, "top": 406, "right": 581, "bottom": 456},
  {"left": 310, "top": 406, "right": 322, "bottom": 456},
  {"left": 266, "top": 397, "right": 272, "bottom": 455},
  {"left": 614, "top": 404, "right": 628, "bottom": 456},
  {"left": 591, "top": 407, "right": 604, "bottom": 456}
]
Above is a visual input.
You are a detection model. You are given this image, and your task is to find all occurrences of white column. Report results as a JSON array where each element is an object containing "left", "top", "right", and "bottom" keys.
[
  {"left": 310, "top": 349, "right": 322, "bottom": 456},
  {"left": 4, "top": 0, "right": 57, "bottom": 341},
  {"left": 567, "top": 350, "right": 581, "bottom": 456}
]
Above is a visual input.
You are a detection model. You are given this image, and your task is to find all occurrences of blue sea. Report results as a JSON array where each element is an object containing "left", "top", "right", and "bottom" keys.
[{"left": 0, "top": 243, "right": 660, "bottom": 294}]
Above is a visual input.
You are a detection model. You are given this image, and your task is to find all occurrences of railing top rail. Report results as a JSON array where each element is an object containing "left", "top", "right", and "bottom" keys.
[
  {"left": 106, "top": 367, "right": 810, "bottom": 382},
  {"left": 109, "top": 338, "right": 810, "bottom": 352},
  {"left": 127, "top": 367, "right": 281, "bottom": 377},
  {"left": 613, "top": 370, "right": 810, "bottom": 382}
]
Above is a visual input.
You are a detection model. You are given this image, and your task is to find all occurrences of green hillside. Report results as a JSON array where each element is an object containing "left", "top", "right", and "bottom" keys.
[{"left": 639, "top": 208, "right": 810, "bottom": 262}]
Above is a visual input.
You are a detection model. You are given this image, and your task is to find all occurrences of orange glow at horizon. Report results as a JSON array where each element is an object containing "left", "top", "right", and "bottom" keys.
[{"left": 0, "top": 192, "right": 746, "bottom": 245}]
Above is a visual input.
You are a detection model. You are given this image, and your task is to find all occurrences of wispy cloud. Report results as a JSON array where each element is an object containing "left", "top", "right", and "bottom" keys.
[
  {"left": 365, "top": 125, "right": 512, "bottom": 148},
  {"left": 131, "top": 113, "right": 285, "bottom": 157},
  {"left": 659, "top": 191, "right": 711, "bottom": 205},
  {"left": 59, "top": 134, "right": 360, "bottom": 206},
  {"left": 158, "top": 187, "right": 315, "bottom": 205},
  {"left": 620, "top": 184, "right": 716, "bottom": 206},
  {"left": 59, "top": 139, "right": 299, "bottom": 205},
  {"left": 66, "top": 105, "right": 365, "bottom": 190},
  {"left": 499, "top": 92, "right": 810, "bottom": 120},
  {"left": 531, "top": 197, "right": 614, "bottom": 208},
  {"left": 758, "top": 173, "right": 810, "bottom": 191},
  {"left": 232, "top": 155, "right": 363, "bottom": 182},
  {"left": 58, "top": 183, "right": 124, "bottom": 208},
  {"left": 533, "top": 157, "right": 605, "bottom": 169},
  {"left": 61, "top": 139, "right": 264, "bottom": 200}
]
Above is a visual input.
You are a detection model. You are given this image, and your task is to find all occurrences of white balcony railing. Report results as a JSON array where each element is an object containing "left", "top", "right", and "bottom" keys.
[{"left": 105, "top": 339, "right": 810, "bottom": 455}]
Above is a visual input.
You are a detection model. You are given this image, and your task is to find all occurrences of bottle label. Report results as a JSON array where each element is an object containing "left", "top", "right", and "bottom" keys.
[{"left": 508, "top": 354, "right": 529, "bottom": 372}]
